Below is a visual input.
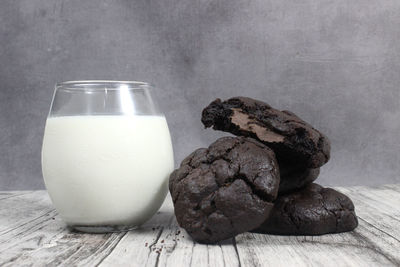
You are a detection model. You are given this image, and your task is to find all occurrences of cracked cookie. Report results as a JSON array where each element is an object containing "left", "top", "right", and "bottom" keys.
[
  {"left": 169, "top": 136, "right": 280, "bottom": 243},
  {"left": 278, "top": 161, "right": 320, "bottom": 194},
  {"left": 254, "top": 183, "right": 358, "bottom": 235},
  {"left": 201, "top": 97, "right": 331, "bottom": 168}
]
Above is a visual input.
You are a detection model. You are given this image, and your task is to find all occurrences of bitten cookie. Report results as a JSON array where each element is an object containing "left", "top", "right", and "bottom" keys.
[
  {"left": 201, "top": 97, "right": 331, "bottom": 168},
  {"left": 169, "top": 136, "right": 280, "bottom": 243},
  {"left": 278, "top": 161, "right": 320, "bottom": 194},
  {"left": 254, "top": 183, "right": 358, "bottom": 235}
]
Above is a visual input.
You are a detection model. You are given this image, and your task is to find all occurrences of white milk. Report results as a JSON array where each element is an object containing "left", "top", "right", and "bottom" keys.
[{"left": 42, "top": 115, "right": 174, "bottom": 226}]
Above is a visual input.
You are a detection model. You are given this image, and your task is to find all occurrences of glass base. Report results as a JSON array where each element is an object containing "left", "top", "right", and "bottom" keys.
[{"left": 70, "top": 224, "right": 138, "bottom": 233}]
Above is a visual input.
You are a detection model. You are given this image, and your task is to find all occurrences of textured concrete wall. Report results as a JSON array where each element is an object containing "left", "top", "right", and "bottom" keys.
[{"left": 0, "top": 0, "right": 399, "bottom": 189}]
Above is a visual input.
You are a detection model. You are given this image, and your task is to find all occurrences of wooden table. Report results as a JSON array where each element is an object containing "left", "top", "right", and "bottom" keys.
[{"left": 0, "top": 184, "right": 399, "bottom": 266}]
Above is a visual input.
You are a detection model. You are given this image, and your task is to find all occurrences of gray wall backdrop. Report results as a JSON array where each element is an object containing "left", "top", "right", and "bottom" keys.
[{"left": 0, "top": 0, "right": 399, "bottom": 190}]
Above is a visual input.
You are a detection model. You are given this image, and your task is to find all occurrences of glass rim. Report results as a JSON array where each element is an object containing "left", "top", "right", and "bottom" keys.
[{"left": 55, "top": 80, "right": 152, "bottom": 91}]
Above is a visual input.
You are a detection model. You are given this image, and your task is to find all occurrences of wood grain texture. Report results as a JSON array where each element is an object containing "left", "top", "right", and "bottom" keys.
[{"left": 0, "top": 185, "right": 399, "bottom": 267}]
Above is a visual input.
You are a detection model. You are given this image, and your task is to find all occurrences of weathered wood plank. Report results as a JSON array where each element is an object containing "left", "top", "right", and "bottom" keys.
[
  {"left": 0, "top": 191, "right": 129, "bottom": 266},
  {"left": 0, "top": 191, "right": 33, "bottom": 201},
  {"left": 98, "top": 200, "right": 239, "bottom": 267},
  {"left": 0, "top": 191, "right": 55, "bottom": 235},
  {"left": 337, "top": 186, "right": 400, "bottom": 241},
  {"left": 235, "top": 219, "right": 400, "bottom": 267},
  {"left": 0, "top": 185, "right": 399, "bottom": 267},
  {"left": 0, "top": 194, "right": 167, "bottom": 267},
  {"left": 231, "top": 185, "right": 400, "bottom": 267},
  {"left": 94, "top": 207, "right": 176, "bottom": 267}
]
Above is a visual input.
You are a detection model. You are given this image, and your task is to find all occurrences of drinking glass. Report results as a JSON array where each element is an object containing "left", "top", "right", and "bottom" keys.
[{"left": 41, "top": 81, "right": 174, "bottom": 233}]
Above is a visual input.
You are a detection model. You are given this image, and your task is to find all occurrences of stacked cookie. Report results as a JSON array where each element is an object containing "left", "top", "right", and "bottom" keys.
[{"left": 169, "top": 97, "right": 358, "bottom": 244}]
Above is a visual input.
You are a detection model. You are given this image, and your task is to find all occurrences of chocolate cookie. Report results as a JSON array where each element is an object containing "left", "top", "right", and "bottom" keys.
[
  {"left": 201, "top": 97, "right": 331, "bottom": 168},
  {"left": 278, "top": 161, "right": 320, "bottom": 194},
  {"left": 169, "top": 136, "right": 280, "bottom": 243},
  {"left": 254, "top": 183, "right": 358, "bottom": 235}
]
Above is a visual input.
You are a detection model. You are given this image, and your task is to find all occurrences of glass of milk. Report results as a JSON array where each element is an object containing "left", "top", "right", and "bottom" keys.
[{"left": 41, "top": 81, "right": 174, "bottom": 233}]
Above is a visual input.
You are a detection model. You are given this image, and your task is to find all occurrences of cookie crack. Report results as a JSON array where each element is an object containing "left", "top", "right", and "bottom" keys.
[
  {"left": 220, "top": 138, "right": 246, "bottom": 160},
  {"left": 319, "top": 194, "right": 341, "bottom": 230},
  {"left": 233, "top": 173, "right": 274, "bottom": 203},
  {"left": 282, "top": 199, "right": 301, "bottom": 231},
  {"left": 205, "top": 138, "right": 245, "bottom": 166}
]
